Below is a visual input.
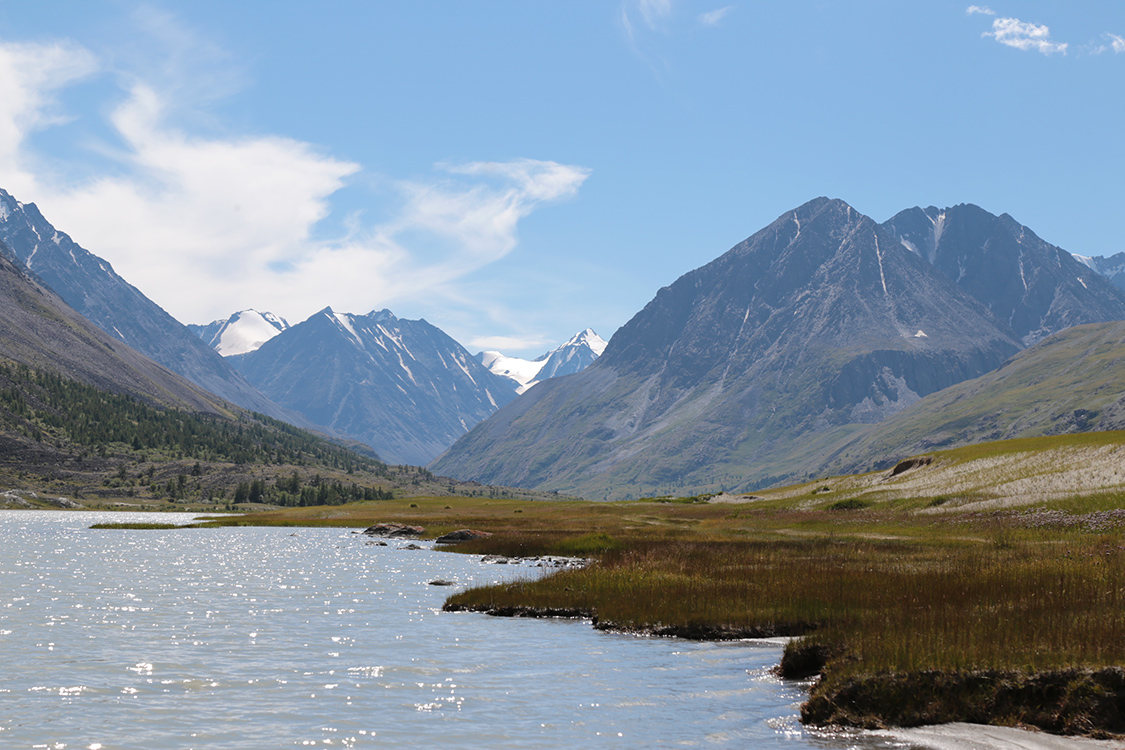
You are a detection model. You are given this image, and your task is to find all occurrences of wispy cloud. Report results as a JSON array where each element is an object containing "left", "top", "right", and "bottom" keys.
[
  {"left": 620, "top": 0, "right": 676, "bottom": 73},
  {"left": 1089, "top": 33, "right": 1125, "bottom": 55},
  {"left": 0, "top": 41, "right": 99, "bottom": 194},
  {"left": 983, "top": 16, "right": 1068, "bottom": 55},
  {"left": 966, "top": 5, "right": 995, "bottom": 16},
  {"left": 698, "top": 6, "right": 733, "bottom": 27},
  {"left": 636, "top": 0, "right": 673, "bottom": 31},
  {"left": 0, "top": 37, "right": 591, "bottom": 329}
]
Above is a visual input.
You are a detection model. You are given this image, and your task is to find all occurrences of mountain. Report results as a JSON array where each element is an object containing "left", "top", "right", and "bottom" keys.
[
  {"left": 881, "top": 204, "right": 1125, "bottom": 344},
  {"left": 479, "top": 328, "right": 607, "bottom": 393},
  {"left": 1073, "top": 252, "right": 1125, "bottom": 293},
  {"left": 432, "top": 198, "right": 1023, "bottom": 499},
  {"left": 0, "top": 242, "right": 228, "bottom": 414},
  {"left": 0, "top": 189, "right": 302, "bottom": 424},
  {"left": 189, "top": 310, "right": 290, "bottom": 356},
  {"left": 231, "top": 308, "right": 519, "bottom": 465},
  {"left": 815, "top": 320, "right": 1125, "bottom": 477}
]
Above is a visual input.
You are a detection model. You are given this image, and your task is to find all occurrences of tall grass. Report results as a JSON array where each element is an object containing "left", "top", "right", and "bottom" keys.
[{"left": 447, "top": 533, "right": 1125, "bottom": 674}]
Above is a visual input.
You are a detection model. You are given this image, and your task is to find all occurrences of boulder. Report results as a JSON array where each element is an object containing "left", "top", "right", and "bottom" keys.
[
  {"left": 362, "top": 523, "right": 425, "bottom": 538},
  {"left": 435, "top": 529, "right": 492, "bottom": 544}
]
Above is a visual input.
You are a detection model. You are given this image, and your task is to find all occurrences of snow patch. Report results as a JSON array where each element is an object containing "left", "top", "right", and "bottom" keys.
[
  {"left": 873, "top": 233, "right": 888, "bottom": 295},
  {"left": 207, "top": 310, "right": 291, "bottom": 356},
  {"left": 333, "top": 312, "right": 363, "bottom": 347}
]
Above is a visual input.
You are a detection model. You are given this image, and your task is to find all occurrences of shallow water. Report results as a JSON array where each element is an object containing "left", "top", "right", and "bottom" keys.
[{"left": 0, "top": 511, "right": 919, "bottom": 749}]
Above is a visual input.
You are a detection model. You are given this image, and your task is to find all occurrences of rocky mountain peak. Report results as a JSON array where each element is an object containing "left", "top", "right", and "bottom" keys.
[
  {"left": 434, "top": 199, "right": 1023, "bottom": 498},
  {"left": 881, "top": 203, "right": 1125, "bottom": 344}
]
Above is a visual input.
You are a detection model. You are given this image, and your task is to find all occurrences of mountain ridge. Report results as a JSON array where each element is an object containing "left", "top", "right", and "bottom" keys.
[
  {"left": 433, "top": 197, "right": 1025, "bottom": 498},
  {"left": 0, "top": 189, "right": 306, "bottom": 426},
  {"left": 479, "top": 328, "right": 607, "bottom": 393},
  {"left": 233, "top": 307, "right": 518, "bottom": 465}
]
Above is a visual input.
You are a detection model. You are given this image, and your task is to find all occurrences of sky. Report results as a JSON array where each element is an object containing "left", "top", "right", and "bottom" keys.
[{"left": 0, "top": 1, "right": 1122, "bottom": 358}]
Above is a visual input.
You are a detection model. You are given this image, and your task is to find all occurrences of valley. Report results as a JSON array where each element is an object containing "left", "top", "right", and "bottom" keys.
[{"left": 2, "top": 185, "right": 1125, "bottom": 742}]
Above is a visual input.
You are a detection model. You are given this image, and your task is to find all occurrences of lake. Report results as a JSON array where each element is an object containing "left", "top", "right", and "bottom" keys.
[{"left": 0, "top": 510, "right": 917, "bottom": 749}]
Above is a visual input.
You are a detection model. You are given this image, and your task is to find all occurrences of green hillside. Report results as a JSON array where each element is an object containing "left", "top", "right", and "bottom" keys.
[
  {"left": 819, "top": 320, "right": 1125, "bottom": 479},
  {"left": 0, "top": 360, "right": 549, "bottom": 510}
]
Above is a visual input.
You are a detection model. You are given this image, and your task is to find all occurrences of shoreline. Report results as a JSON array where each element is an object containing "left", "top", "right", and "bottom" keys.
[{"left": 443, "top": 601, "right": 1125, "bottom": 744}]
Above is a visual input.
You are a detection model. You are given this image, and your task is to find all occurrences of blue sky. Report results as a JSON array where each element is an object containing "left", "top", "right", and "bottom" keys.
[{"left": 0, "top": 2, "right": 1122, "bottom": 357}]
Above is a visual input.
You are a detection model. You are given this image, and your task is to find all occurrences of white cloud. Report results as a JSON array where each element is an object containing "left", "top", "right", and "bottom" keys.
[
  {"left": 1110, "top": 33, "right": 1125, "bottom": 53},
  {"left": 0, "top": 41, "right": 98, "bottom": 196},
  {"left": 984, "top": 17, "right": 1068, "bottom": 55},
  {"left": 966, "top": 5, "right": 995, "bottom": 16},
  {"left": 0, "top": 38, "right": 591, "bottom": 329},
  {"left": 698, "top": 7, "right": 734, "bottom": 27}
]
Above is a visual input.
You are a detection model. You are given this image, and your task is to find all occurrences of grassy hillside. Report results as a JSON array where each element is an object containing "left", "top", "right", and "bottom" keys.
[{"left": 818, "top": 321, "right": 1125, "bottom": 478}]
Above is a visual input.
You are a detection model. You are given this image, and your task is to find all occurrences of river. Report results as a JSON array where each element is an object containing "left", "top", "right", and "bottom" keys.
[{"left": 0, "top": 510, "right": 939, "bottom": 749}]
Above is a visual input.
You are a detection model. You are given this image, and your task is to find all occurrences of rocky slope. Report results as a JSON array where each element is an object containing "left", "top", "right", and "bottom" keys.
[
  {"left": 0, "top": 188, "right": 301, "bottom": 423},
  {"left": 0, "top": 243, "right": 228, "bottom": 413},
  {"left": 232, "top": 308, "right": 518, "bottom": 465},
  {"left": 433, "top": 198, "right": 1024, "bottom": 499},
  {"left": 881, "top": 204, "right": 1125, "bottom": 344}
]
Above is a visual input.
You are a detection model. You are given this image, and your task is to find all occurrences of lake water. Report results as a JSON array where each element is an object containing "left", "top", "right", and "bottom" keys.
[{"left": 0, "top": 511, "right": 917, "bottom": 749}]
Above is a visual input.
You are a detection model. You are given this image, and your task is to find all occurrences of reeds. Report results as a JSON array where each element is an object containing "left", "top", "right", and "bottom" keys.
[{"left": 447, "top": 533, "right": 1125, "bottom": 676}]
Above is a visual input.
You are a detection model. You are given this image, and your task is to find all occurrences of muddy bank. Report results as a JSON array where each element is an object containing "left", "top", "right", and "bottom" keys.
[{"left": 803, "top": 667, "right": 1125, "bottom": 740}]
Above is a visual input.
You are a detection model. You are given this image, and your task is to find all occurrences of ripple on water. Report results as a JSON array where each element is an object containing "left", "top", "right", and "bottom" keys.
[{"left": 0, "top": 511, "right": 930, "bottom": 749}]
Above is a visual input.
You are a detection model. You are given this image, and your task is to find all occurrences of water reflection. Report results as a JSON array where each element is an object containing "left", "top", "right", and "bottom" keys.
[{"left": 0, "top": 511, "right": 920, "bottom": 749}]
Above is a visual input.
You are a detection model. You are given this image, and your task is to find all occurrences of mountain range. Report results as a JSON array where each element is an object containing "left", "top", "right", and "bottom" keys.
[
  {"left": 3, "top": 182, "right": 1125, "bottom": 501},
  {"left": 479, "top": 328, "right": 607, "bottom": 393},
  {"left": 1074, "top": 253, "right": 1125, "bottom": 293},
  {"left": 433, "top": 198, "right": 1125, "bottom": 499},
  {"left": 0, "top": 241, "right": 227, "bottom": 415},
  {"left": 228, "top": 308, "right": 519, "bottom": 465},
  {"left": 881, "top": 203, "right": 1123, "bottom": 344}
]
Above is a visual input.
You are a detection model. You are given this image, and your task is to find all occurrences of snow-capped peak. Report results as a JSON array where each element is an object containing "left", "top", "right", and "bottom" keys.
[
  {"left": 191, "top": 309, "right": 290, "bottom": 357},
  {"left": 566, "top": 328, "right": 607, "bottom": 356},
  {"left": 478, "top": 328, "right": 607, "bottom": 394}
]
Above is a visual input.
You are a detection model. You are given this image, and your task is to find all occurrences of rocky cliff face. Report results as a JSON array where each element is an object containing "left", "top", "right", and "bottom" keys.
[
  {"left": 433, "top": 198, "right": 1023, "bottom": 499},
  {"left": 881, "top": 204, "right": 1125, "bottom": 344},
  {"left": 0, "top": 188, "right": 302, "bottom": 424},
  {"left": 233, "top": 308, "right": 518, "bottom": 465}
]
